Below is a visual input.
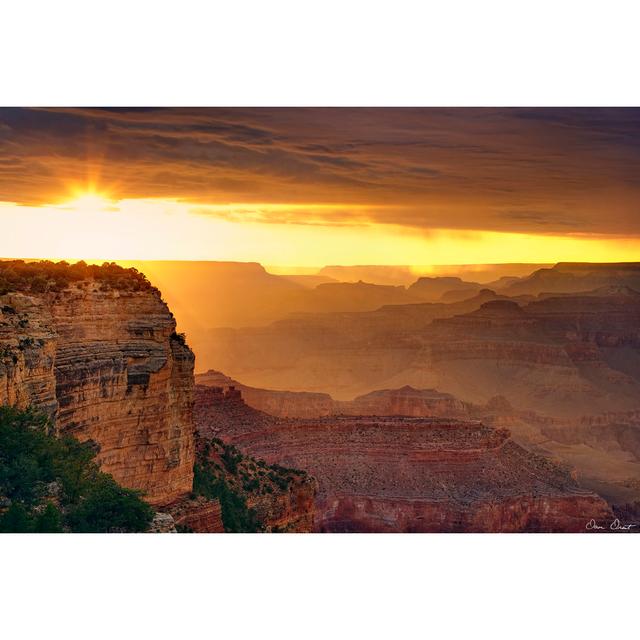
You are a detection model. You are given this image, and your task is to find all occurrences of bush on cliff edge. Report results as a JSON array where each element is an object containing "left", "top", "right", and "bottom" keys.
[
  {"left": 0, "top": 406, "right": 153, "bottom": 533},
  {"left": 193, "top": 461, "right": 263, "bottom": 533}
]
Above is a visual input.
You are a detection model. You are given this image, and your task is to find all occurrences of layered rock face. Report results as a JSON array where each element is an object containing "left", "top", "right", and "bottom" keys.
[
  {"left": 233, "top": 418, "right": 612, "bottom": 533},
  {"left": 167, "top": 497, "right": 224, "bottom": 533},
  {"left": 1, "top": 293, "right": 57, "bottom": 416},
  {"left": 194, "top": 399, "right": 317, "bottom": 532},
  {"left": 194, "top": 385, "right": 612, "bottom": 532},
  {"left": 339, "top": 386, "right": 468, "bottom": 419},
  {"left": 1, "top": 279, "right": 196, "bottom": 506},
  {"left": 246, "top": 478, "right": 315, "bottom": 532}
]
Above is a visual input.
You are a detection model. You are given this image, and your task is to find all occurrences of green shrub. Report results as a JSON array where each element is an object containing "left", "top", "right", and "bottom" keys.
[
  {"left": 33, "top": 503, "right": 64, "bottom": 533},
  {"left": 221, "top": 445, "right": 242, "bottom": 475},
  {"left": 66, "top": 476, "right": 152, "bottom": 533},
  {"left": 0, "top": 503, "right": 34, "bottom": 532},
  {"left": 193, "top": 462, "right": 263, "bottom": 533},
  {"left": 0, "top": 260, "right": 154, "bottom": 296},
  {"left": 0, "top": 406, "right": 153, "bottom": 533}
]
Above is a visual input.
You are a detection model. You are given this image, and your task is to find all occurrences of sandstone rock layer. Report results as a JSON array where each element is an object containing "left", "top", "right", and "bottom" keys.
[{"left": 1, "top": 282, "right": 195, "bottom": 506}]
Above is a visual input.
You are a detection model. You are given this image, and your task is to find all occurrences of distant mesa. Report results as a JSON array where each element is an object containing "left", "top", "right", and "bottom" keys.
[
  {"left": 408, "top": 276, "right": 483, "bottom": 302},
  {"left": 502, "top": 262, "right": 640, "bottom": 297}
]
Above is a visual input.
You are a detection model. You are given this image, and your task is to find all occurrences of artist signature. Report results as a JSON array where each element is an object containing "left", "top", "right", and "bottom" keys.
[{"left": 585, "top": 518, "right": 637, "bottom": 531}]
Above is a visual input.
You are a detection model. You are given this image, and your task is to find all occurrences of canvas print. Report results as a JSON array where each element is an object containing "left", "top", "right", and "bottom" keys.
[{"left": 1, "top": 107, "right": 640, "bottom": 533}]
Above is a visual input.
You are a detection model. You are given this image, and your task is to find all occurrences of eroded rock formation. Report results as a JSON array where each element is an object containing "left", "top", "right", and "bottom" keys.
[
  {"left": 1, "top": 277, "right": 195, "bottom": 506},
  {"left": 196, "top": 371, "right": 468, "bottom": 420},
  {"left": 167, "top": 497, "right": 224, "bottom": 533},
  {"left": 196, "top": 435, "right": 317, "bottom": 532},
  {"left": 194, "top": 385, "right": 612, "bottom": 532},
  {"left": 1, "top": 262, "right": 318, "bottom": 532}
]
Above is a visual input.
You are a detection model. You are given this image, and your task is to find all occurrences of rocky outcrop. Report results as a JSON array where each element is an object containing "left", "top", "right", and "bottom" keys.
[
  {"left": 167, "top": 497, "right": 224, "bottom": 533},
  {"left": 196, "top": 370, "right": 335, "bottom": 418},
  {"left": 339, "top": 386, "right": 468, "bottom": 419},
  {"left": 408, "top": 276, "right": 482, "bottom": 302},
  {"left": 247, "top": 477, "right": 315, "bottom": 532},
  {"left": 148, "top": 499, "right": 225, "bottom": 533},
  {"left": 1, "top": 268, "right": 196, "bottom": 507},
  {"left": 48, "top": 284, "right": 196, "bottom": 506},
  {"left": 149, "top": 512, "right": 178, "bottom": 533},
  {"left": 2, "top": 262, "right": 318, "bottom": 532},
  {"left": 194, "top": 385, "right": 612, "bottom": 532}
]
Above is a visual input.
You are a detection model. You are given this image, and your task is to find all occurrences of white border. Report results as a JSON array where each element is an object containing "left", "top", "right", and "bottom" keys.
[
  {"left": 1, "top": 533, "right": 637, "bottom": 639},
  {"left": 2, "top": 1, "right": 640, "bottom": 106}
]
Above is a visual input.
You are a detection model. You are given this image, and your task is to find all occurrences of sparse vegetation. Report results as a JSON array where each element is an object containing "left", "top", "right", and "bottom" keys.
[
  {"left": 0, "top": 406, "right": 153, "bottom": 533},
  {"left": 192, "top": 437, "right": 310, "bottom": 533},
  {"left": 0, "top": 260, "right": 154, "bottom": 296},
  {"left": 193, "top": 462, "right": 263, "bottom": 533},
  {"left": 221, "top": 444, "right": 242, "bottom": 474}
]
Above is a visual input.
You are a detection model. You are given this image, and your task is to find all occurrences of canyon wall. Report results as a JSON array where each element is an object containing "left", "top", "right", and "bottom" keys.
[
  {"left": 196, "top": 370, "right": 335, "bottom": 418},
  {"left": 205, "top": 288, "right": 640, "bottom": 414},
  {"left": 1, "top": 293, "right": 58, "bottom": 415},
  {"left": 1, "top": 279, "right": 196, "bottom": 506},
  {"left": 230, "top": 418, "right": 612, "bottom": 533}
]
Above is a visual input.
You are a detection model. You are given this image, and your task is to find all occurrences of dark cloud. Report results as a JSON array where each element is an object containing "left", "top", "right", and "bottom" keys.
[
  {"left": 497, "top": 209, "right": 582, "bottom": 229},
  {"left": 0, "top": 107, "right": 639, "bottom": 235}
]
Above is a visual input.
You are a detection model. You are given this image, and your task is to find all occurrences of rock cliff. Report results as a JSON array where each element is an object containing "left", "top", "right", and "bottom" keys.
[
  {"left": 196, "top": 370, "right": 335, "bottom": 418},
  {"left": 1, "top": 261, "right": 315, "bottom": 532},
  {"left": 1, "top": 263, "right": 195, "bottom": 506}
]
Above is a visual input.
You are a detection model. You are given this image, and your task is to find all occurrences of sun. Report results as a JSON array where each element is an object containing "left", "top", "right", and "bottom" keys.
[{"left": 60, "top": 191, "right": 116, "bottom": 214}]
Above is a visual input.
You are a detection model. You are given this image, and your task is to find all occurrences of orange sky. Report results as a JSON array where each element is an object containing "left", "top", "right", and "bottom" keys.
[
  {"left": 1, "top": 108, "right": 640, "bottom": 266},
  {"left": 2, "top": 195, "right": 640, "bottom": 267}
]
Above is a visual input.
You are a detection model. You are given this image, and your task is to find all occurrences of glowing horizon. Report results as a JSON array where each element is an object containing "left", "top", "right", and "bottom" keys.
[
  {"left": 3, "top": 108, "right": 640, "bottom": 271},
  {"left": 2, "top": 195, "right": 640, "bottom": 269}
]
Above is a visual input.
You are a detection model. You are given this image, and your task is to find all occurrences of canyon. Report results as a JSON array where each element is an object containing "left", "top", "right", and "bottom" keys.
[
  {"left": 204, "top": 281, "right": 640, "bottom": 415},
  {"left": 196, "top": 370, "right": 640, "bottom": 513},
  {"left": 0, "top": 261, "right": 315, "bottom": 532},
  {"left": 4, "top": 259, "right": 639, "bottom": 532},
  {"left": 194, "top": 384, "right": 613, "bottom": 532}
]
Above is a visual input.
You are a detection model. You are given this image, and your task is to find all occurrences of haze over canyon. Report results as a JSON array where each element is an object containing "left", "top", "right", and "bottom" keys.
[{"left": 3, "top": 257, "right": 638, "bottom": 532}]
